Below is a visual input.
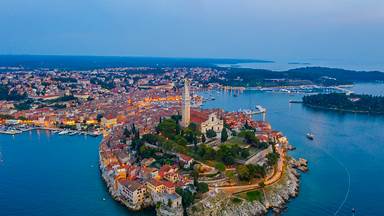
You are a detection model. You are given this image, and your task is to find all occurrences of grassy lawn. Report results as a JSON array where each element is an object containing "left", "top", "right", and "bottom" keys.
[
  {"left": 224, "top": 136, "right": 244, "bottom": 146},
  {"left": 231, "top": 197, "right": 243, "bottom": 204},
  {"left": 238, "top": 190, "right": 264, "bottom": 202}
]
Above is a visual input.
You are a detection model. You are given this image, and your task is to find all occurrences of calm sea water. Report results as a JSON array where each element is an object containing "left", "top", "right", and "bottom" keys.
[
  {"left": 200, "top": 83, "right": 384, "bottom": 216},
  {"left": 1, "top": 83, "right": 383, "bottom": 216},
  {"left": 0, "top": 130, "right": 153, "bottom": 216}
]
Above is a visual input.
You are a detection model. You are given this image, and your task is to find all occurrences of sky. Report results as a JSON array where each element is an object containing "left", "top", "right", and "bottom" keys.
[{"left": 0, "top": 0, "right": 383, "bottom": 65}]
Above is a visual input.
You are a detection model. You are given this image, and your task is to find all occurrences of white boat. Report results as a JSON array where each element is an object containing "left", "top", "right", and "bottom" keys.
[
  {"left": 69, "top": 131, "right": 78, "bottom": 136},
  {"left": 90, "top": 131, "right": 100, "bottom": 137},
  {"left": 0, "top": 129, "right": 22, "bottom": 135},
  {"left": 306, "top": 133, "right": 314, "bottom": 140},
  {"left": 58, "top": 130, "right": 69, "bottom": 135}
]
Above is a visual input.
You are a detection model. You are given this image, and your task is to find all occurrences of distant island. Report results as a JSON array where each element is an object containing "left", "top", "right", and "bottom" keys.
[
  {"left": 216, "top": 67, "right": 384, "bottom": 87},
  {"left": 302, "top": 93, "right": 384, "bottom": 114}
]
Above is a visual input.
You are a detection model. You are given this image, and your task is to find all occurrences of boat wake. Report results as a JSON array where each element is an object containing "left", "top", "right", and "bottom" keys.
[{"left": 313, "top": 139, "right": 351, "bottom": 216}]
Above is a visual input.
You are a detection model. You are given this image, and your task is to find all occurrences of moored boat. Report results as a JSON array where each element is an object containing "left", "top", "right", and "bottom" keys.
[{"left": 306, "top": 133, "right": 314, "bottom": 140}]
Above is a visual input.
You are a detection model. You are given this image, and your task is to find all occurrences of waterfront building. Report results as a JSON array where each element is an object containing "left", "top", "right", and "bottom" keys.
[
  {"left": 117, "top": 180, "right": 147, "bottom": 206},
  {"left": 147, "top": 179, "right": 166, "bottom": 193}
]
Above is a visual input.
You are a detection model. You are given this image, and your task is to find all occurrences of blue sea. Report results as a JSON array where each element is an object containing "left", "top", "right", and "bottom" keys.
[
  {"left": 1, "top": 83, "right": 384, "bottom": 216},
  {"left": 0, "top": 130, "right": 153, "bottom": 216}
]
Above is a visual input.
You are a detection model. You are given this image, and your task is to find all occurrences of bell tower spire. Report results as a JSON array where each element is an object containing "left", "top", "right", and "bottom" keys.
[{"left": 181, "top": 79, "right": 191, "bottom": 127}]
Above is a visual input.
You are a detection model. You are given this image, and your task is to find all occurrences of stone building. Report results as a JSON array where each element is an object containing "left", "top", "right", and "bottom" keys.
[{"left": 180, "top": 79, "right": 191, "bottom": 128}]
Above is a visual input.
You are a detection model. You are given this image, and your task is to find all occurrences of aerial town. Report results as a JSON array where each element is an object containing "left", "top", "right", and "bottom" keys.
[{"left": 0, "top": 66, "right": 307, "bottom": 215}]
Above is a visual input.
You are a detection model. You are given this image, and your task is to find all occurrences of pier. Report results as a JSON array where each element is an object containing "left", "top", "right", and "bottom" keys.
[{"left": 238, "top": 105, "right": 267, "bottom": 121}]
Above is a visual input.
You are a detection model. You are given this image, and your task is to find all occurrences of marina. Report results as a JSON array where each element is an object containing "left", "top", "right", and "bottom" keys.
[{"left": 0, "top": 126, "right": 100, "bottom": 137}]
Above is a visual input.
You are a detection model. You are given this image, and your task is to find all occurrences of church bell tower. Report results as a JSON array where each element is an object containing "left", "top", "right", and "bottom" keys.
[{"left": 181, "top": 79, "right": 191, "bottom": 128}]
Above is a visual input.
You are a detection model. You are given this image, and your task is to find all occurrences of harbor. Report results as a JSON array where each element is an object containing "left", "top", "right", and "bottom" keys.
[{"left": 0, "top": 125, "right": 101, "bottom": 137}]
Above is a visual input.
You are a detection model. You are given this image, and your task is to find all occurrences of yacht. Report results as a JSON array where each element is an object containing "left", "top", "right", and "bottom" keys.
[
  {"left": 58, "top": 130, "right": 69, "bottom": 135},
  {"left": 306, "top": 133, "right": 314, "bottom": 140}
]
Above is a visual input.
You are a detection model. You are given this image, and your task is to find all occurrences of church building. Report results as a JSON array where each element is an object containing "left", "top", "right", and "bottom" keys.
[{"left": 180, "top": 79, "right": 223, "bottom": 133}]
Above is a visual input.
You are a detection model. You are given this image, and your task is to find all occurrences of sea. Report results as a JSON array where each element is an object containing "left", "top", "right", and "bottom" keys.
[
  {"left": 199, "top": 83, "right": 384, "bottom": 216},
  {"left": 0, "top": 78, "right": 383, "bottom": 215}
]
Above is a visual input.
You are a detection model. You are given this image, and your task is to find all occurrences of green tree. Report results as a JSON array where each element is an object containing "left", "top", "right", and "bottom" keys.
[
  {"left": 123, "top": 127, "right": 131, "bottom": 137},
  {"left": 175, "top": 135, "right": 188, "bottom": 146},
  {"left": 247, "top": 164, "right": 266, "bottom": 179},
  {"left": 240, "top": 148, "right": 250, "bottom": 159},
  {"left": 221, "top": 128, "right": 228, "bottom": 143},
  {"left": 156, "top": 118, "right": 177, "bottom": 139},
  {"left": 237, "top": 165, "right": 250, "bottom": 181},
  {"left": 17, "top": 116, "right": 27, "bottom": 121},
  {"left": 141, "top": 134, "right": 158, "bottom": 145},
  {"left": 201, "top": 134, "right": 206, "bottom": 143},
  {"left": 188, "top": 122, "right": 198, "bottom": 132},
  {"left": 266, "top": 152, "right": 279, "bottom": 167},
  {"left": 215, "top": 162, "right": 226, "bottom": 172},
  {"left": 176, "top": 188, "right": 195, "bottom": 208},
  {"left": 171, "top": 114, "right": 182, "bottom": 123},
  {"left": 197, "top": 182, "right": 209, "bottom": 193},
  {"left": 259, "top": 182, "right": 265, "bottom": 188},
  {"left": 238, "top": 130, "right": 260, "bottom": 147},
  {"left": 206, "top": 129, "right": 217, "bottom": 138},
  {"left": 217, "top": 145, "right": 235, "bottom": 165},
  {"left": 183, "top": 128, "right": 197, "bottom": 144}
]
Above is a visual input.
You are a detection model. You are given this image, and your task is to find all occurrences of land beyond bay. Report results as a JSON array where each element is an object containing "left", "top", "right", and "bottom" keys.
[{"left": 302, "top": 93, "right": 384, "bottom": 114}]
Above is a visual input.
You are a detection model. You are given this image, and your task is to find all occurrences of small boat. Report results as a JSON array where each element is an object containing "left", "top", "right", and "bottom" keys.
[
  {"left": 0, "top": 129, "right": 22, "bottom": 135},
  {"left": 90, "top": 131, "right": 100, "bottom": 137},
  {"left": 306, "top": 133, "right": 314, "bottom": 140},
  {"left": 58, "top": 130, "right": 69, "bottom": 135}
]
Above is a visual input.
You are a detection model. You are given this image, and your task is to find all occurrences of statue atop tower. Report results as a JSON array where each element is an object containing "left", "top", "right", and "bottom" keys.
[{"left": 181, "top": 79, "right": 191, "bottom": 128}]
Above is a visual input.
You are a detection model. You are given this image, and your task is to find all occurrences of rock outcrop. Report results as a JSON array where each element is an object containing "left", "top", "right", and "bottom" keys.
[
  {"left": 263, "top": 164, "right": 300, "bottom": 213},
  {"left": 188, "top": 159, "right": 302, "bottom": 216},
  {"left": 187, "top": 192, "right": 267, "bottom": 216}
]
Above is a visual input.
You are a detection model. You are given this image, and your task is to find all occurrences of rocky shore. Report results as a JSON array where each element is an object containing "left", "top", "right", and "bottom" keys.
[
  {"left": 263, "top": 162, "right": 300, "bottom": 214},
  {"left": 188, "top": 159, "right": 302, "bottom": 216}
]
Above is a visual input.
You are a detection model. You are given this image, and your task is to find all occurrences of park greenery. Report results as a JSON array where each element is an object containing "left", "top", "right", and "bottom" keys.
[
  {"left": 245, "top": 190, "right": 263, "bottom": 202},
  {"left": 124, "top": 116, "right": 280, "bottom": 185},
  {"left": 236, "top": 164, "right": 266, "bottom": 181}
]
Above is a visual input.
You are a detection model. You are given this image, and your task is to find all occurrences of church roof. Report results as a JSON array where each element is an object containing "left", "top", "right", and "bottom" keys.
[{"left": 190, "top": 109, "right": 209, "bottom": 124}]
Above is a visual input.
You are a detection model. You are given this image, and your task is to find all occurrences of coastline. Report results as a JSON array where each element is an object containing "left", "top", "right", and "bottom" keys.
[
  {"left": 98, "top": 129, "right": 304, "bottom": 216},
  {"left": 303, "top": 104, "right": 384, "bottom": 115},
  {"left": 98, "top": 142, "right": 151, "bottom": 212},
  {"left": 187, "top": 159, "right": 301, "bottom": 216},
  {"left": 98, "top": 135, "right": 182, "bottom": 216}
]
